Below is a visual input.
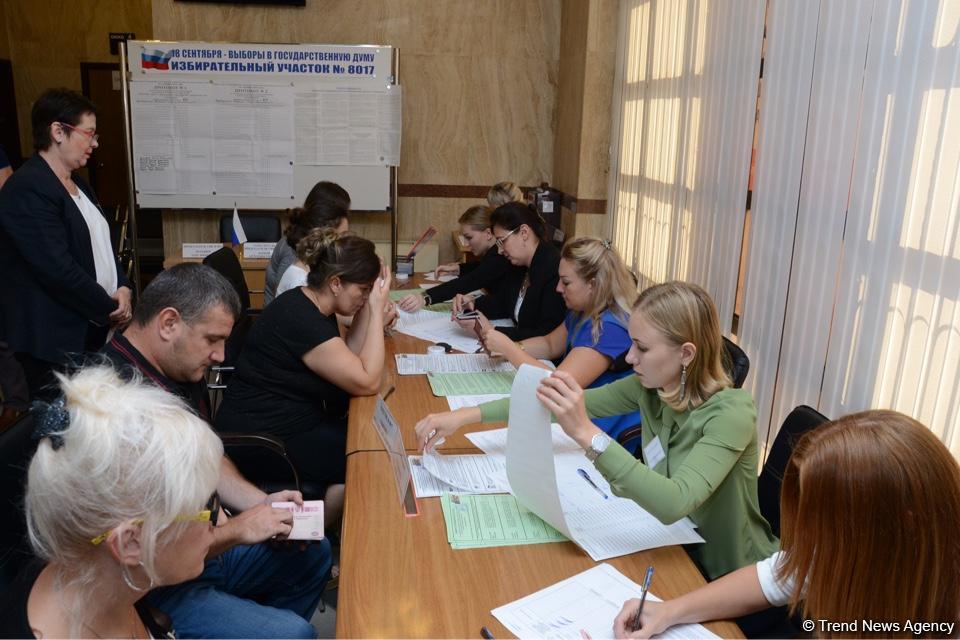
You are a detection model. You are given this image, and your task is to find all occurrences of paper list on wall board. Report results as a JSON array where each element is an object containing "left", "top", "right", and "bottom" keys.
[{"left": 294, "top": 88, "right": 401, "bottom": 166}]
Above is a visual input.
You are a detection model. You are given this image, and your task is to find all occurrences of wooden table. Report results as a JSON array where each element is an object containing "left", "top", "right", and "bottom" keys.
[
  {"left": 345, "top": 330, "right": 506, "bottom": 454},
  {"left": 337, "top": 451, "right": 743, "bottom": 638}
]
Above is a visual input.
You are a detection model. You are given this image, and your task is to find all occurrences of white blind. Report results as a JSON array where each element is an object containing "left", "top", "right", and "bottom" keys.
[
  {"left": 740, "top": 0, "right": 960, "bottom": 456},
  {"left": 607, "top": 0, "right": 765, "bottom": 333}
]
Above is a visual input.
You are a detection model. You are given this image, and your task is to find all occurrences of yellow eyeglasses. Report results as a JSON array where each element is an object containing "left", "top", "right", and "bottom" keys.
[{"left": 90, "top": 492, "right": 220, "bottom": 546}]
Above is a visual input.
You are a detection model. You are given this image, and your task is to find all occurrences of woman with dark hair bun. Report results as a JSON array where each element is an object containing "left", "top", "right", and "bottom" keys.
[
  {"left": 215, "top": 229, "right": 390, "bottom": 525},
  {"left": 0, "top": 88, "right": 133, "bottom": 399},
  {"left": 453, "top": 201, "right": 566, "bottom": 340},
  {"left": 264, "top": 181, "right": 350, "bottom": 305}
]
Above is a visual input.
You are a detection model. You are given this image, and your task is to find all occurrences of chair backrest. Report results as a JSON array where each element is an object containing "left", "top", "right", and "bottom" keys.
[
  {"left": 0, "top": 412, "right": 38, "bottom": 589},
  {"left": 722, "top": 336, "right": 750, "bottom": 388},
  {"left": 202, "top": 247, "right": 251, "bottom": 312},
  {"left": 219, "top": 214, "right": 281, "bottom": 244},
  {"left": 757, "top": 404, "right": 830, "bottom": 537}
]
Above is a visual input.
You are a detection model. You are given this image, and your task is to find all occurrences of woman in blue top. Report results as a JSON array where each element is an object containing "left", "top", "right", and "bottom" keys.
[{"left": 478, "top": 237, "right": 641, "bottom": 439}]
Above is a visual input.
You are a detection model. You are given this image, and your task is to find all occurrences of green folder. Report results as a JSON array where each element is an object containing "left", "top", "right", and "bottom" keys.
[{"left": 440, "top": 492, "right": 568, "bottom": 549}]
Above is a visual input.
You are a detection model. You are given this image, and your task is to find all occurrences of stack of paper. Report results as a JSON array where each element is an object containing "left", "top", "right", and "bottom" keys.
[
  {"left": 492, "top": 563, "right": 719, "bottom": 639},
  {"left": 439, "top": 493, "right": 568, "bottom": 549}
]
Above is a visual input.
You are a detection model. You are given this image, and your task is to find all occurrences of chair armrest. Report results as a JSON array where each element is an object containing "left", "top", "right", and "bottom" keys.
[{"left": 218, "top": 432, "right": 302, "bottom": 492}]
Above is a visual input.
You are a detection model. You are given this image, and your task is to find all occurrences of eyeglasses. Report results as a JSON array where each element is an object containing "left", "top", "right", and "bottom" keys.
[
  {"left": 57, "top": 121, "right": 99, "bottom": 143},
  {"left": 494, "top": 227, "right": 519, "bottom": 249},
  {"left": 90, "top": 492, "right": 220, "bottom": 546}
]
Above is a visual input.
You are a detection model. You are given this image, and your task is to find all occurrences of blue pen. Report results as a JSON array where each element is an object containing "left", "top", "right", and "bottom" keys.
[{"left": 577, "top": 468, "right": 609, "bottom": 499}]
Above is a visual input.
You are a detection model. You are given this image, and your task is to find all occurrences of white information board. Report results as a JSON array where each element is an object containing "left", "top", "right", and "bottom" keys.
[{"left": 125, "top": 41, "right": 398, "bottom": 210}]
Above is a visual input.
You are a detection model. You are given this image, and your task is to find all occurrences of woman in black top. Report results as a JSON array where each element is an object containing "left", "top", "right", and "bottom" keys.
[
  {"left": 215, "top": 229, "right": 389, "bottom": 522},
  {"left": 396, "top": 205, "right": 520, "bottom": 312},
  {"left": 455, "top": 202, "right": 566, "bottom": 340}
]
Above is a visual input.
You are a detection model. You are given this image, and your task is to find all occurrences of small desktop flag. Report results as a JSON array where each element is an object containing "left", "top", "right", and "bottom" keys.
[{"left": 231, "top": 205, "right": 247, "bottom": 245}]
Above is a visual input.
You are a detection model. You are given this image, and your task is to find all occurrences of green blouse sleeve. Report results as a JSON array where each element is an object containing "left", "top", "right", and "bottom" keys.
[{"left": 594, "top": 391, "right": 757, "bottom": 524}]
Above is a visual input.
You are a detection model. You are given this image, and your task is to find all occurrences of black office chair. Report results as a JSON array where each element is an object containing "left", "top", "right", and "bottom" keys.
[
  {"left": 202, "top": 248, "right": 259, "bottom": 367},
  {"left": 0, "top": 412, "right": 38, "bottom": 590},
  {"left": 219, "top": 214, "right": 281, "bottom": 244},
  {"left": 757, "top": 405, "right": 829, "bottom": 537}
]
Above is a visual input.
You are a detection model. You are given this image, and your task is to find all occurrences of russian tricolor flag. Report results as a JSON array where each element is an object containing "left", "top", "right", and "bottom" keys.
[
  {"left": 231, "top": 205, "right": 247, "bottom": 245},
  {"left": 141, "top": 49, "right": 172, "bottom": 70}
]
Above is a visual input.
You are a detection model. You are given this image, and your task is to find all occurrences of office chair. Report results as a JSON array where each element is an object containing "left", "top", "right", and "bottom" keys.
[
  {"left": 219, "top": 214, "right": 281, "bottom": 244},
  {"left": 0, "top": 412, "right": 38, "bottom": 590},
  {"left": 757, "top": 404, "right": 829, "bottom": 537}
]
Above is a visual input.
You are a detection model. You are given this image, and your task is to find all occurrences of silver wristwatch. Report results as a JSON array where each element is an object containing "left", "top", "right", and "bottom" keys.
[{"left": 585, "top": 432, "right": 612, "bottom": 462}]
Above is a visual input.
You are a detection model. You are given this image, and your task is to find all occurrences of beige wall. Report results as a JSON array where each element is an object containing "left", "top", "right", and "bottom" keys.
[
  {"left": 152, "top": 0, "right": 563, "bottom": 262},
  {"left": 4, "top": 0, "right": 153, "bottom": 158},
  {"left": 554, "top": 0, "right": 617, "bottom": 241}
]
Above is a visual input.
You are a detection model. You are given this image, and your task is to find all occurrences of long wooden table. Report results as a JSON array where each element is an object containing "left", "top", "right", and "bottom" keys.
[{"left": 337, "top": 289, "right": 743, "bottom": 638}]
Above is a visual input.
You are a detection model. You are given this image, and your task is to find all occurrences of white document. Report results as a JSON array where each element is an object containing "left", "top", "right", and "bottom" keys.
[
  {"left": 446, "top": 394, "right": 510, "bottom": 411},
  {"left": 182, "top": 243, "right": 223, "bottom": 259},
  {"left": 394, "top": 315, "right": 482, "bottom": 353},
  {"left": 408, "top": 455, "right": 461, "bottom": 498},
  {"left": 505, "top": 365, "right": 704, "bottom": 561},
  {"left": 467, "top": 424, "right": 582, "bottom": 456},
  {"left": 420, "top": 450, "right": 509, "bottom": 494},
  {"left": 424, "top": 271, "right": 457, "bottom": 283},
  {"left": 492, "top": 563, "right": 719, "bottom": 640},
  {"left": 393, "top": 308, "right": 449, "bottom": 332},
  {"left": 395, "top": 353, "right": 516, "bottom": 375}
]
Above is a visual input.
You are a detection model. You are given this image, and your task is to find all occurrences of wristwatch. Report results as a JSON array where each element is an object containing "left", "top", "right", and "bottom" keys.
[
  {"left": 422, "top": 293, "right": 432, "bottom": 306},
  {"left": 585, "top": 432, "right": 612, "bottom": 462}
]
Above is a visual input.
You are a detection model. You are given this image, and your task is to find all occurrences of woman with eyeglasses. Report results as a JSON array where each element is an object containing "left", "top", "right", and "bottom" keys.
[
  {"left": 0, "top": 366, "right": 224, "bottom": 638},
  {"left": 0, "top": 88, "right": 133, "bottom": 401},
  {"left": 452, "top": 201, "right": 566, "bottom": 340}
]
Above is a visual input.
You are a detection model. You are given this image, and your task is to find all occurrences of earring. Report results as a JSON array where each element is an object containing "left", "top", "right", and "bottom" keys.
[
  {"left": 121, "top": 561, "right": 155, "bottom": 593},
  {"left": 679, "top": 364, "right": 687, "bottom": 400},
  {"left": 333, "top": 290, "right": 339, "bottom": 297}
]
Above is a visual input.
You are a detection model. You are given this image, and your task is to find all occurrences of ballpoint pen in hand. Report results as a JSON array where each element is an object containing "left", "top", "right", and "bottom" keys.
[
  {"left": 577, "top": 468, "right": 609, "bottom": 499},
  {"left": 631, "top": 566, "right": 655, "bottom": 632}
]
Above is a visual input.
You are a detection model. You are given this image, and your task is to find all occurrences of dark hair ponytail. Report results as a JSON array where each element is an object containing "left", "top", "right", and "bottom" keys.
[
  {"left": 490, "top": 201, "right": 546, "bottom": 240},
  {"left": 285, "top": 198, "right": 349, "bottom": 250}
]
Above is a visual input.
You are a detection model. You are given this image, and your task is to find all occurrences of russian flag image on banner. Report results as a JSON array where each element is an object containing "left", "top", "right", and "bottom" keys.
[
  {"left": 231, "top": 206, "right": 247, "bottom": 245},
  {"left": 141, "top": 49, "right": 173, "bottom": 70}
]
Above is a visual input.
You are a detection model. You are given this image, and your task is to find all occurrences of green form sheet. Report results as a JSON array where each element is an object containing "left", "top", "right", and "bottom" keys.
[
  {"left": 427, "top": 372, "right": 515, "bottom": 396},
  {"left": 440, "top": 492, "right": 568, "bottom": 549},
  {"left": 390, "top": 288, "right": 425, "bottom": 301}
]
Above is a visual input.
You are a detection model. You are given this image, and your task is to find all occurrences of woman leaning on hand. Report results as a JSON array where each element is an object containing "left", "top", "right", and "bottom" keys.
[
  {"left": 0, "top": 366, "right": 224, "bottom": 638},
  {"left": 0, "top": 89, "right": 132, "bottom": 399},
  {"left": 615, "top": 410, "right": 960, "bottom": 640},
  {"left": 417, "top": 281, "right": 778, "bottom": 580}
]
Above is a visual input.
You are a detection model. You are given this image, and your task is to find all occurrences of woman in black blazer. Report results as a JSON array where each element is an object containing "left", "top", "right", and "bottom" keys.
[
  {"left": 455, "top": 202, "right": 566, "bottom": 340},
  {"left": 0, "top": 89, "right": 132, "bottom": 398},
  {"left": 396, "top": 205, "right": 521, "bottom": 312}
]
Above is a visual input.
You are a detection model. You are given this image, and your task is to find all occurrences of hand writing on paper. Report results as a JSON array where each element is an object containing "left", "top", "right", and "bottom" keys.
[
  {"left": 536, "top": 370, "right": 600, "bottom": 449},
  {"left": 613, "top": 599, "right": 668, "bottom": 639}
]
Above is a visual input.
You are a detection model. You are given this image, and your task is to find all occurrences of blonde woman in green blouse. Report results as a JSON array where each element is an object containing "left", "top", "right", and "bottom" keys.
[{"left": 415, "top": 281, "right": 778, "bottom": 579}]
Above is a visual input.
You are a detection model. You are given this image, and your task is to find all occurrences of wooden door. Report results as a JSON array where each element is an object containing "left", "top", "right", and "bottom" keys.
[{"left": 81, "top": 63, "right": 128, "bottom": 208}]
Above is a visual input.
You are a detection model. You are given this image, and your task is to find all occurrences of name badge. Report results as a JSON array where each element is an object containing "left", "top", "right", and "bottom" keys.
[{"left": 643, "top": 436, "right": 666, "bottom": 469}]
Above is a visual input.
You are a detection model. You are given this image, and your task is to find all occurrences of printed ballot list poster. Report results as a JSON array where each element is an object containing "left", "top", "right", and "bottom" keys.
[{"left": 127, "top": 42, "right": 401, "bottom": 198}]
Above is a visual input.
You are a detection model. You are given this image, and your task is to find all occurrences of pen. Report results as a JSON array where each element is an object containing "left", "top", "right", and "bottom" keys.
[
  {"left": 631, "top": 566, "right": 654, "bottom": 632},
  {"left": 480, "top": 626, "right": 495, "bottom": 639},
  {"left": 382, "top": 385, "right": 396, "bottom": 402},
  {"left": 577, "top": 468, "right": 608, "bottom": 499}
]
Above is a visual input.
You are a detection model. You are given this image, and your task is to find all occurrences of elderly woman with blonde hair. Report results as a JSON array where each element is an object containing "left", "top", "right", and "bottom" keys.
[{"left": 0, "top": 366, "right": 224, "bottom": 638}]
